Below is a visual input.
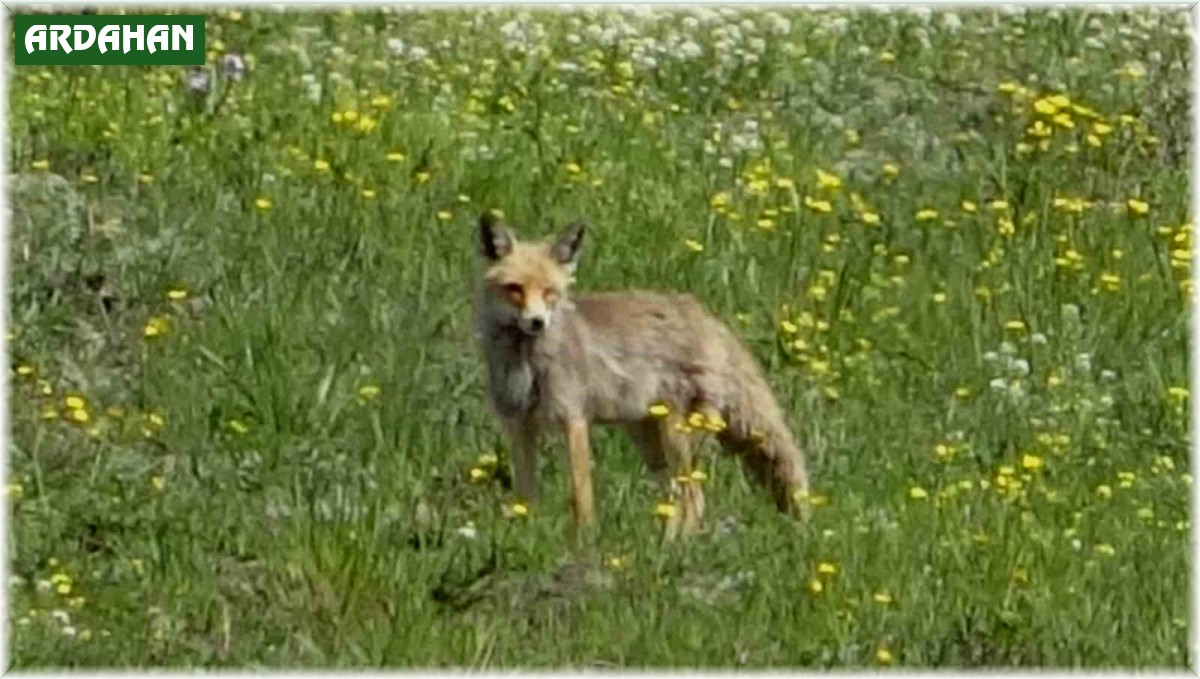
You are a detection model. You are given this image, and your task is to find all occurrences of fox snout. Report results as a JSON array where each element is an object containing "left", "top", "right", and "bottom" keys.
[
  {"left": 516, "top": 294, "right": 552, "bottom": 335},
  {"left": 520, "top": 311, "right": 548, "bottom": 335}
]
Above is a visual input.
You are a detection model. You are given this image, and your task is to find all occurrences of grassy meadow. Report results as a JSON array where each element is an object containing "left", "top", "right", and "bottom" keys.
[{"left": 5, "top": 6, "right": 1194, "bottom": 668}]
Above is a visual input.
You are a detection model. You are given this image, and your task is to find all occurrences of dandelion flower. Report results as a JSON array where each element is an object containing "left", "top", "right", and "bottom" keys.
[
  {"left": 804, "top": 196, "right": 833, "bottom": 214},
  {"left": 815, "top": 169, "right": 842, "bottom": 190},
  {"left": 143, "top": 317, "right": 170, "bottom": 339},
  {"left": 876, "top": 648, "right": 894, "bottom": 665},
  {"left": 655, "top": 502, "right": 677, "bottom": 519},
  {"left": 909, "top": 486, "right": 928, "bottom": 500},
  {"left": 915, "top": 208, "right": 938, "bottom": 222},
  {"left": 648, "top": 403, "right": 671, "bottom": 418},
  {"left": 358, "top": 385, "right": 381, "bottom": 400},
  {"left": 1126, "top": 199, "right": 1150, "bottom": 217},
  {"left": 1052, "top": 113, "right": 1075, "bottom": 129}
]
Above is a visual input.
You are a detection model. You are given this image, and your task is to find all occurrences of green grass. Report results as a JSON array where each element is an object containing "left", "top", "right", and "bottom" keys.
[{"left": 6, "top": 6, "right": 1192, "bottom": 668}]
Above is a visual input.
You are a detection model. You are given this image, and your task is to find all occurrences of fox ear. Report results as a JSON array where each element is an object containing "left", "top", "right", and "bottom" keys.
[
  {"left": 479, "top": 211, "right": 514, "bottom": 261},
  {"left": 552, "top": 220, "right": 586, "bottom": 271}
]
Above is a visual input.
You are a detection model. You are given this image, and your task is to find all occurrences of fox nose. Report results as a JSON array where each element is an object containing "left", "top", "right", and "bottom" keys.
[{"left": 528, "top": 317, "right": 545, "bottom": 333}]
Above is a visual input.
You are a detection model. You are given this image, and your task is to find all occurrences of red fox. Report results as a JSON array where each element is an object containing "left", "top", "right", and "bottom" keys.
[{"left": 475, "top": 212, "right": 811, "bottom": 538}]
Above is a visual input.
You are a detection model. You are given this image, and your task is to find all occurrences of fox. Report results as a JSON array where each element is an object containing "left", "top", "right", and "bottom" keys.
[{"left": 474, "top": 211, "right": 811, "bottom": 538}]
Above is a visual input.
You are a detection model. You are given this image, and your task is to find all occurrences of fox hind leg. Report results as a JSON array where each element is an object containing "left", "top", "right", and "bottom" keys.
[{"left": 637, "top": 414, "right": 705, "bottom": 539}]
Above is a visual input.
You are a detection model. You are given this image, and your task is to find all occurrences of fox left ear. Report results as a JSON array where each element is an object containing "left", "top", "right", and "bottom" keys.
[{"left": 552, "top": 220, "right": 586, "bottom": 271}]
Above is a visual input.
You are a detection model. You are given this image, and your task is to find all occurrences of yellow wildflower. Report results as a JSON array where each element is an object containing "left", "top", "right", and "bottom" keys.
[
  {"left": 143, "top": 316, "right": 170, "bottom": 339},
  {"left": 815, "top": 169, "right": 842, "bottom": 190}
]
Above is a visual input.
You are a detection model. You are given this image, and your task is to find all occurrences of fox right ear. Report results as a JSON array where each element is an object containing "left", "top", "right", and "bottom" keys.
[{"left": 479, "top": 211, "right": 514, "bottom": 261}]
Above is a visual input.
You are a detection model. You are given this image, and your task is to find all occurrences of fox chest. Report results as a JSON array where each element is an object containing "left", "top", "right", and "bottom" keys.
[{"left": 487, "top": 357, "right": 540, "bottom": 419}]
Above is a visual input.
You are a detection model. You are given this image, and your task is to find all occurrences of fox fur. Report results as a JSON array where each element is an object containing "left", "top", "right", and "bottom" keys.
[{"left": 474, "top": 212, "right": 810, "bottom": 536}]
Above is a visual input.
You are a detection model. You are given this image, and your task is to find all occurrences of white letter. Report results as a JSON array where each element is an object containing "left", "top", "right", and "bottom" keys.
[
  {"left": 147, "top": 25, "right": 168, "bottom": 54},
  {"left": 73, "top": 25, "right": 96, "bottom": 52},
  {"left": 25, "top": 24, "right": 47, "bottom": 53},
  {"left": 51, "top": 25, "right": 72, "bottom": 53},
  {"left": 24, "top": 23, "right": 46, "bottom": 53},
  {"left": 25, "top": 24, "right": 48, "bottom": 52},
  {"left": 97, "top": 25, "right": 119, "bottom": 54},
  {"left": 171, "top": 24, "right": 193, "bottom": 52},
  {"left": 123, "top": 24, "right": 144, "bottom": 54}
]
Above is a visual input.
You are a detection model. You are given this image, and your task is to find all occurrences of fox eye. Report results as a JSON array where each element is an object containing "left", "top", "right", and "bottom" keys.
[
  {"left": 544, "top": 288, "right": 560, "bottom": 304},
  {"left": 503, "top": 283, "right": 524, "bottom": 302}
]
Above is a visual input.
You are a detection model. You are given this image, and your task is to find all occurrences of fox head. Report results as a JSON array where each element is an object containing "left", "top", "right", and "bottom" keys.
[{"left": 477, "top": 211, "right": 586, "bottom": 337}]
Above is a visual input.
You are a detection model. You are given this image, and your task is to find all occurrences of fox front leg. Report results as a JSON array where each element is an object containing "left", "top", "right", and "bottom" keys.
[
  {"left": 508, "top": 422, "right": 540, "bottom": 504},
  {"left": 564, "top": 417, "right": 596, "bottom": 528}
]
